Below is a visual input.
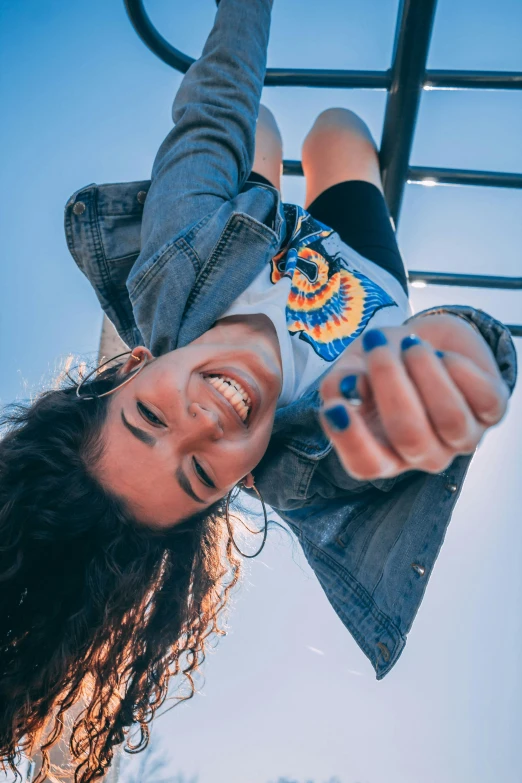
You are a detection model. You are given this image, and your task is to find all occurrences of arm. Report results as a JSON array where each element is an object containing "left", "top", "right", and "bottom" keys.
[
  {"left": 139, "top": 0, "right": 274, "bottom": 263},
  {"left": 318, "top": 307, "right": 516, "bottom": 481}
]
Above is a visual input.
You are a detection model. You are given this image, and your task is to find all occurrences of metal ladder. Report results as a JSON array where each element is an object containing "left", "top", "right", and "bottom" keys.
[{"left": 123, "top": 0, "right": 522, "bottom": 337}]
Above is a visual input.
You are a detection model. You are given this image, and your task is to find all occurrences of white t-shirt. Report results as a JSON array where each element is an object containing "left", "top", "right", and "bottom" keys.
[{"left": 222, "top": 204, "right": 412, "bottom": 407}]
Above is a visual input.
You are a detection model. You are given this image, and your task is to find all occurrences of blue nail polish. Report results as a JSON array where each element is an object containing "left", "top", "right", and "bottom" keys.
[
  {"left": 339, "top": 374, "right": 358, "bottom": 400},
  {"left": 401, "top": 334, "right": 422, "bottom": 351},
  {"left": 323, "top": 405, "right": 350, "bottom": 431},
  {"left": 362, "top": 329, "right": 387, "bottom": 352},
  {"left": 436, "top": 350, "right": 445, "bottom": 358}
]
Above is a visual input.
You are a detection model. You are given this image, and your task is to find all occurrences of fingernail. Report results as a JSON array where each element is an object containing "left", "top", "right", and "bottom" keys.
[
  {"left": 401, "top": 334, "right": 422, "bottom": 351},
  {"left": 362, "top": 329, "right": 387, "bottom": 352},
  {"left": 435, "top": 350, "right": 445, "bottom": 358},
  {"left": 323, "top": 405, "right": 350, "bottom": 431},
  {"left": 339, "top": 374, "right": 360, "bottom": 402}
]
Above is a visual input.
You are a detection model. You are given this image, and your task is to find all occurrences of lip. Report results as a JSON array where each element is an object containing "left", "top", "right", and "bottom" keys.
[
  {"left": 203, "top": 378, "right": 247, "bottom": 430},
  {"left": 202, "top": 366, "right": 260, "bottom": 427}
]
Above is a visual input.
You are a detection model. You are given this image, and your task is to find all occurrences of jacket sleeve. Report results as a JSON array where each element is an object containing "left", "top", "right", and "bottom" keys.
[{"left": 137, "top": 0, "right": 274, "bottom": 266}]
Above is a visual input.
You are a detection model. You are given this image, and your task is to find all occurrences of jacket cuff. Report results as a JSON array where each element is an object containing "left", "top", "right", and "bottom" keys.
[{"left": 405, "top": 304, "right": 518, "bottom": 395}]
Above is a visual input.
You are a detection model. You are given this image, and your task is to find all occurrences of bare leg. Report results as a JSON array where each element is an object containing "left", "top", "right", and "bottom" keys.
[
  {"left": 251, "top": 103, "right": 283, "bottom": 192},
  {"left": 301, "top": 108, "right": 383, "bottom": 209}
]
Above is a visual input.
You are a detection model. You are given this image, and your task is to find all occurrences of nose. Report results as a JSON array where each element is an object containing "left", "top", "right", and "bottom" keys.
[{"left": 188, "top": 402, "right": 224, "bottom": 440}]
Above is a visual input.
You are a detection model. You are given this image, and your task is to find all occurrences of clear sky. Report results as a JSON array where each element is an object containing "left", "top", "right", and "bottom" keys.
[{"left": 1, "top": 1, "right": 521, "bottom": 782}]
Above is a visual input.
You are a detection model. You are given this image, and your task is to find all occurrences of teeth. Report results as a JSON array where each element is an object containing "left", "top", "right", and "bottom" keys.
[{"left": 204, "top": 375, "right": 252, "bottom": 422}]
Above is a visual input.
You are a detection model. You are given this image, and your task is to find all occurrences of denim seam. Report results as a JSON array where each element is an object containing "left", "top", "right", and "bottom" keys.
[
  {"left": 64, "top": 208, "right": 81, "bottom": 271},
  {"left": 296, "top": 460, "right": 317, "bottom": 498},
  {"left": 130, "top": 237, "right": 198, "bottom": 300},
  {"left": 88, "top": 192, "right": 135, "bottom": 338},
  {"left": 371, "top": 468, "right": 464, "bottom": 622},
  {"left": 101, "top": 252, "right": 139, "bottom": 265},
  {"left": 234, "top": 212, "right": 279, "bottom": 243},
  {"left": 184, "top": 216, "right": 238, "bottom": 312},
  {"left": 303, "top": 538, "right": 403, "bottom": 665},
  {"left": 285, "top": 442, "right": 332, "bottom": 460}
]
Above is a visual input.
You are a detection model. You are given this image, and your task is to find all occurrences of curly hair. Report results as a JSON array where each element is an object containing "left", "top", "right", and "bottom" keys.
[{"left": 0, "top": 360, "right": 243, "bottom": 782}]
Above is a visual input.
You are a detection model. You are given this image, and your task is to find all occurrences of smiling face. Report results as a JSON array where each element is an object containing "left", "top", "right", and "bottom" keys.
[{"left": 95, "top": 315, "right": 283, "bottom": 528}]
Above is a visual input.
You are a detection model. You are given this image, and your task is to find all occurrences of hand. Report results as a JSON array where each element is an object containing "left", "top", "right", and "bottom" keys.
[{"left": 318, "top": 313, "right": 510, "bottom": 481}]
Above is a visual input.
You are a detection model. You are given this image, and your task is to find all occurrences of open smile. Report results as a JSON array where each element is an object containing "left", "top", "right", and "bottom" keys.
[{"left": 202, "top": 367, "right": 260, "bottom": 427}]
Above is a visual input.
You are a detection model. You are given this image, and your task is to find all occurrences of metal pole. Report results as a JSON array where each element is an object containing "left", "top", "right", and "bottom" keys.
[{"left": 380, "top": 0, "right": 439, "bottom": 225}]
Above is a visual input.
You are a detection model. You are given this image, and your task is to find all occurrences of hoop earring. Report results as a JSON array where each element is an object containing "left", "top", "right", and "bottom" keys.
[
  {"left": 76, "top": 350, "right": 147, "bottom": 400},
  {"left": 225, "top": 483, "right": 268, "bottom": 559}
]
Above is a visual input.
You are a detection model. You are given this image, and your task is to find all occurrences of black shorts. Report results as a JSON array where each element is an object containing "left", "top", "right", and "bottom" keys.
[{"left": 245, "top": 172, "right": 408, "bottom": 296}]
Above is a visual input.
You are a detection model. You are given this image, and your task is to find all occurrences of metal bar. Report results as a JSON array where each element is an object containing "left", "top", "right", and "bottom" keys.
[
  {"left": 123, "top": 0, "right": 522, "bottom": 337},
  {"left": 379, "top": 0, "right": 439, "bottom": 226},
  {"left": 123, "top": 0, "right": 390, "bottom": 87},
  {"left": 408, "top": 166, "right": 522, "bottom": 189},
  {"left": 283, "top": 161, "right": 522, "bottom": 190},
  {"left": 124, "top": 0, "right": 193, "bottom": 72},
  {"left": 425, "top": 70, "right": 522, "bottom": 90},
  {"left": 124, "top": 1, "right": 522, "bottom": 91},
  {"left": 409, "top": 271, "right": 522, "bottom": 289},
  {"left": 262, "top": 68, "right": 389, "bottom": 89}
]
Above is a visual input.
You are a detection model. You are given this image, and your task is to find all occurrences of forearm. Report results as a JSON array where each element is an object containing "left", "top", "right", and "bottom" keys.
[
  {"left": 170, "top": 0, "right": 274, "bottom": 179},
  {"left": 139, "top": 0, "right": 274, "bottom": 262}
]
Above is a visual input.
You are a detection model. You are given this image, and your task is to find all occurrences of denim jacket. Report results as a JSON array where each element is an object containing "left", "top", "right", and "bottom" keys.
[{"left": 64, "top": 0, "right": 517, "bottom": 678}]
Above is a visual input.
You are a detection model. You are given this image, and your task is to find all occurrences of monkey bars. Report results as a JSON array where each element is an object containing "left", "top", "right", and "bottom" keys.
[{"left": 123, "top": 0, "right": 522, "bottom": 336}]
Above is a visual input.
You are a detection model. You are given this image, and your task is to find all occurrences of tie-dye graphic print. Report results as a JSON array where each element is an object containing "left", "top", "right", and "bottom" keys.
[{"left": 270, "top": 206, "right": 398, "bottom": 361}]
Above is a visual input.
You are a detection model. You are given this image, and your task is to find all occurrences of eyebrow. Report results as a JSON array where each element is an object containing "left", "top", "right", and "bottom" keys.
[
  {"left": 120, "top": 409, "right": 205, "bottom": 504},
  {"left": 121, "top": 409, "right": 157, "bottom": 446}
]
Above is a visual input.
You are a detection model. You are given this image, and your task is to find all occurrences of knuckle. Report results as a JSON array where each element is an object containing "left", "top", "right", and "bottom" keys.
[
  {"left": 435, "top": 406, "right": 470, "bottom": 440},
  {"left": 319, "top": 373, "right": 337, "bottom": 400},
  {"left": 371, "top": 362, "right": 394, "bottom": 385},
  {"left": 424, "top": 455, "right": 454, "bottom": 474},
  {"left": 478, "top": 390, "right": 508, "bottom": 425},
  {"left": 344, "top": 455, "right": 387, "bottom": 482},
  {"left": 386, "top": 420, "right": 426, "bottom": 458}
]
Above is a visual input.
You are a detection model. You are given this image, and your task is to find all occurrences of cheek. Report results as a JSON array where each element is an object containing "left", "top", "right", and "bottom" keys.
[{"left": 247, "top": 424, "right": 273, "bottom": 465}]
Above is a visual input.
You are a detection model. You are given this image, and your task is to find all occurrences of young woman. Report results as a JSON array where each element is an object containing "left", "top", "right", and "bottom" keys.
[{"left": 0, "top": 0, "right": 516, "bottom": 781}]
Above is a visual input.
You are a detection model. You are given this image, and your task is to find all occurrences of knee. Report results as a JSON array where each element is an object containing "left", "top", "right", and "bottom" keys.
[
  {"left": 257, "top": 103, "right": 283, "bottom": 146},
  {"left": 307, "top": 108, "right": 377, "bottom": 148}
]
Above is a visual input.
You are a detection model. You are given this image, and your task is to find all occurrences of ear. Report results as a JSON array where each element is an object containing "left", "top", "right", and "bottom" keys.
[
  {"left": 119, "top": 346, "right": 153, "bottom": 376},
  {"left": 240, "top": 472, "right": 255, "bottom": 489}
]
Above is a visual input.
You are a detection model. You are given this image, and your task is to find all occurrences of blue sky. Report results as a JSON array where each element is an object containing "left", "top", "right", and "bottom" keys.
[{"left": 1, "top": 1, "right": 521, "bottom": 782}]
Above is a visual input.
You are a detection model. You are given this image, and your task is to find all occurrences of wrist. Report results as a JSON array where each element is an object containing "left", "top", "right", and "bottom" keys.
[
  {"left": 405, "top": 310, "right": 501, "bottom": 378},
  {"left": 405, "top": 307, "right": 482, "bottom": 336}
]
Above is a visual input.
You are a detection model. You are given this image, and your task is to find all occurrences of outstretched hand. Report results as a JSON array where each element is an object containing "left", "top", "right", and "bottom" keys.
[{"left": 319, "top": 313, "right": 510, "bottom": 481}]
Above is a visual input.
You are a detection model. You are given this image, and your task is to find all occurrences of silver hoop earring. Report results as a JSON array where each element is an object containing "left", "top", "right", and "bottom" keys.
[
  {"left": 76, "top": 350, "right": 147, "bottom": 400},
  {"left": 225, "top": 482, "right": 268, "bottom": 558}
]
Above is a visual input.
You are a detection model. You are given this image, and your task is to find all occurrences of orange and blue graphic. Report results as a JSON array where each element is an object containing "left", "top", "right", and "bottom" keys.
[{"left": 271, "top": 206, "right": 397, "bottom": 361}]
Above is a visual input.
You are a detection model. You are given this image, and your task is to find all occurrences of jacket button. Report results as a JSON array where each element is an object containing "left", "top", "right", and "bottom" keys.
[
  {"left": 411, "top": 562, "right": 426, "bottom": 576},
  {"left": 137, "top": 190, "right": 148, "bottom": 204},
  {"left": 72, "top": 201, "right": 86, "bottom": 215},
  {"left": 446, "top": 483, "right": 458, "bottom": 493}
]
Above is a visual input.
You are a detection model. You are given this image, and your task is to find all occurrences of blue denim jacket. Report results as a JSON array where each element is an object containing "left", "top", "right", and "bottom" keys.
[{"left": 64, "top": 0, "right": 517, "bottom": 678}]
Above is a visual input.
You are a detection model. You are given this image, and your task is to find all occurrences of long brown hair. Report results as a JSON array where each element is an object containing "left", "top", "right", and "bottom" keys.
[{"left": 0, "top": 361, "right": 243, "bottom": 782}]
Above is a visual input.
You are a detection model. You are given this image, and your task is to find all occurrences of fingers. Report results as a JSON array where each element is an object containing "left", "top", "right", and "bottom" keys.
[
  {"left": 400, "top": 338, "right": 485, "bottom": 453},
  {"left": 435, "top": 351, "right": 510, "bottom": 426},
  {"left": 320, "top": 400, "right": 404, "bottom": 480},
  {"left": 359, "top": 331, "right": 457, "bottom": 470},
  {"left": 319, "top": 327, "right": 508, "bottom": 482}
]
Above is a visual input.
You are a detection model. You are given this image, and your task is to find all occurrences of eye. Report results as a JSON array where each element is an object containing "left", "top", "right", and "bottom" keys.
[
  {"left": 137, "top": 401, "right": 164, "bottom": 427},
  {"left": 193, "top": 458, "right": 216, "bottom": 489}
]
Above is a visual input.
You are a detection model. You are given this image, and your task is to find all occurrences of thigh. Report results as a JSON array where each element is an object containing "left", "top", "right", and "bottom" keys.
[
  {"left": 306, "top": 180, "right": 409, "bottom": 295},
  {"left": 301, "top": 108, "right": 383, "bottom": 208}
]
